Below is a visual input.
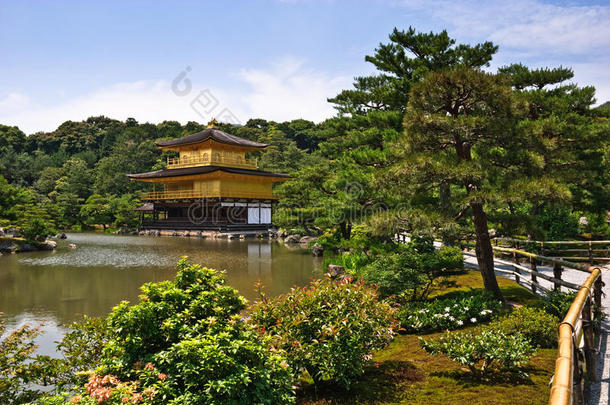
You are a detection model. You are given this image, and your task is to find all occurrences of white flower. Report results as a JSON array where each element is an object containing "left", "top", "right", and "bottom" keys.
[
  {"left": 449, "top": 316, "right": 455, "bottom": 321},
  {"left": 444, "top": 307, "right": 450, "bottom": 312},
  {"left": 470, "top": 317, "right": 477, "bottom": 323},
  {"left": 464, "top": 307, "right": 469, "bottom": 311},
  {"left": 457, "top": 320, "right": 464, "bottom": 326}
]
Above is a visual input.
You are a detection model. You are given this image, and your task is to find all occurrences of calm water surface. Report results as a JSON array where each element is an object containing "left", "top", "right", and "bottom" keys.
[{"left": 0, "top": 233, "right": 323, "bottom": 355}]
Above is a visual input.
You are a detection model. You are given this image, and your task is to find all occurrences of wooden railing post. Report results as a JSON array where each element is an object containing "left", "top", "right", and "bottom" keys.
[
  {"left": 594, "top": 275, "right": 603, "bottom": 333},
  {"left": 573, "top": 342, "right": 585, "bottom": 405},
  {"left": 588, "top": 241, "right": 594, "bottom": 265},
  {"left": 513, "top": 249, "right": 521, "bottom": 265},
  {"left": 514, "top": 265, "right": 520, "bottom": 285},
  {"left": 553, "top": 262, "right": 563, "bottom": 291},
  {"left": 529, "top": 256, "right": 537, "bottom": 294},
  {"left": 594, "top": 275, "right": 603, "bottom": 308},
  {"left": 582, "top": 296, "right": 597, "bottom": 382}
]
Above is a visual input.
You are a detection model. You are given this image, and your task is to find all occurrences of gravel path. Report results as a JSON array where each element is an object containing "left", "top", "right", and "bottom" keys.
[{"left": 463, "top": 254, "right": 610, "bottom": 404}]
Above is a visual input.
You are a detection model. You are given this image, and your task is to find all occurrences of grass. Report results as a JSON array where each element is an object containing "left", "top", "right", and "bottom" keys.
[{"left": 297, "top": 271, "right": 555, "bottom": 405}]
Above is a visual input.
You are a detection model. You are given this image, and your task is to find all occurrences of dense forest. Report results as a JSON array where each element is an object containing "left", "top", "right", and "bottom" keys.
[{"left": 1, "top": 27, "right": 609, "bottom": 247}]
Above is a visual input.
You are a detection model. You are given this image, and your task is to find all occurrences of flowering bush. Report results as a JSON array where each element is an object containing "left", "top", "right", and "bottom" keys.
[
  {"left": 398, "top": 291, "right": 502, "bottom": 333},
  {"left": 38, "top": 258, "right": 295, "bottom": 404},
  {"left": 485, "top": 306, "right": 558, "bottom": 348},
  {"left": 35, "top": 369, "right": 160, "bottom": 404},
  {"left": 250, "top": 276, "right": 396, "bottom": 388},
  {"left": 101, "top": 258, "right": 294, "bottom": 404},
  {"left": 420, "top": 330, "right": 536, "bottom": 376}
]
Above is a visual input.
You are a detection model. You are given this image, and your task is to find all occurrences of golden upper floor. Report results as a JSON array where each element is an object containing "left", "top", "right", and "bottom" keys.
[{"left": 156, "top": 127, "right": 267, "bottom": 170}]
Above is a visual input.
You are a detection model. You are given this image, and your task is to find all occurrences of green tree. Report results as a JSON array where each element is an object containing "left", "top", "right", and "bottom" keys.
[
  {"left": 109, "top": 194, "right": 141, "bottom": 228},
  {"left": 0, "top": 125, "right": 26, "bottom": 152},
  {"left": 388, "top": 67, "right": 522, "bottom": 300},
  {"left": 329, "top": 26, "right": 497, "bottom": 115},
  {"left": 496, "top": 64, "right": 610, "bottom": 238},
  {"left": 80, "top": 194, "right": 113, "bottom": 230}
]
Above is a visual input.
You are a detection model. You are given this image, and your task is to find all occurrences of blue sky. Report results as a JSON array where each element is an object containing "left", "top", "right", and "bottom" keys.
[{"left": 1, "top": 0, "right": 609, "bottom": 134}]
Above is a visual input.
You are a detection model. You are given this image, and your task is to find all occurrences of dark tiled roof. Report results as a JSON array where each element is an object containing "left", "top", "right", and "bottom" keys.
[
  {"left": 127, "top": 165, "right": 291, "bottom": 180},
  {"left": 155, "top": 128, "right": 268, "bottom": 148}
]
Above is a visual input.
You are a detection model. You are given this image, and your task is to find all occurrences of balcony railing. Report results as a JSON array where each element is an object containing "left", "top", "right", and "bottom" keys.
[
  {"left": 141, "top": 190, "right": 277, "bottom": 200},
  {"left": 166, "top": 155, "right": 258, "bottom": 170}
]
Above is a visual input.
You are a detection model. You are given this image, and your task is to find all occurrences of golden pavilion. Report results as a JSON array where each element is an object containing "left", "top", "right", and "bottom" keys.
[{"left": 128, "top": 124, "right": 290, "bottom": 231}]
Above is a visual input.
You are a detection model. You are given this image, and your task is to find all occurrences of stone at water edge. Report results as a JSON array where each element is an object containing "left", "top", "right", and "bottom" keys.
[
  {"left": 283, "top": 234, "right": 301, "bottom": 244},
  {"left": 327, "top": 264, "right": 345, "bottom": 279},
  {"left": 0, "top": 241, "right": 19, "bottom": 254},
  {"left": 312, "top": 243, "right": 323, "bottom": 257},
  {"left": 299, "top": 236, "right": 317, "bottom": 245},
  {"left": 41, "top": 241, "right": 57, "bottom": 250},
  {"left": 68, "top": 243, "right": 77, "bottom": 249},
  {"left": 56, "top": 233, "right": 67, "bottom": 239}
]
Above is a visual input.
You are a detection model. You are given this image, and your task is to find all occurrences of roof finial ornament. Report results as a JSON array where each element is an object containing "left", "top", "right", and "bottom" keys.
[{"left": 207, "top": 118, "right": 219, "bottom": 128}]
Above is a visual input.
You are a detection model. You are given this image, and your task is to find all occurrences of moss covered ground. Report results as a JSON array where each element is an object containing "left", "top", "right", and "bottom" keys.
[{"left": 297, "top": 271, "right": 555, "bottom": 404}]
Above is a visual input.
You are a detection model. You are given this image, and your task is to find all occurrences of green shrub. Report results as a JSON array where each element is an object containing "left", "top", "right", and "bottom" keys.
[
  {"left": 0, "top": 316, "right": 46, "bottom": 404},
  {"left": 536, "top": 207, "right": 579, "bottom": 240},
  {"left": 325, "top": 251, "right": 372, "bottom": 272},
  {"left": 250, "top": 276, "right": 395, "bottom": 388},
  {"left": 355, "top": 237, "right": 464, "bottom": 300},
  {"left": 541, "top": 290, "right": 577, "bottom": 319},
  {"left": 22, "top": 217, "right": 55, "bottom": 242},
  {"left": 39, "top": 258, "right": 296, "bottom": 405},
  {"left": 486, "top": 306, "right": 558, "bottom": 348},
  {"left": 420, "top": 330, "right": 536, "bottom": 376},
  {"left": 398, "top": 291, "right": 502, "bottom": 333}
]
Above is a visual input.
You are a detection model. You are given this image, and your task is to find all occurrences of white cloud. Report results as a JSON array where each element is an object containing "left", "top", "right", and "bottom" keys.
[
  {"left": 394, "top": 0, "right": 610, "bottom": 103},
  {"left": 235, "top": 56, "right": 351, "bottom": 122},
  {"left": 398, "top": 0, "right": 610, "bottom": 56},
  {"left": 0, "top": 58, "right": 351, "bottom": 134}
]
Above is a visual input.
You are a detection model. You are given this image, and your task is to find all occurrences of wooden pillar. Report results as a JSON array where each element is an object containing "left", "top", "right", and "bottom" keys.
[
  {"left": 589, "top": 241, "right": 594, "bottom": 265},
  {"left": 514, "top": 241, "right": 520, "bottom": 264},
  {"left": 553, "top": 262, "right": 563, "bottom": 291},
  {"left": 529, "top": 256, "right": 537, "bottom": 294},
  {"left": 594, "top": 275, "right": 603, "bottom": 333},
  {"left": 514, "top": 265, "right": 520, "bottom": 285},
  {"left": 573, "top": 343, "right": 585, "bottom": 405},
  {"left": 582, "top": 296, "right": 597, "bottom": 382}
]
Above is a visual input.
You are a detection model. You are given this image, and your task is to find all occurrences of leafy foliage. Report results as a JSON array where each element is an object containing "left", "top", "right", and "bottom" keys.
[
  {"left": 33, "top": 259, "right": 295, "bottom": 405},
  {"left": 346, "top": 237, "right": 464, "bottom": 300},
  {"left": 420, "top": 330, "right": 536, "bottom": 376},
  {"left": 250, "top": 276, "right": 395, "bottom": 388},
  {"left": 541, "top": 290, "right": 577, "bottom": 319},
  {"left": 485, "top": 307, "right": 558, "bottom": 348},
  {"left": 95, "top": 258, "right": 295, "bottom": 404},
  {"left": 0, "top": 315, "right": 45, "bottom": 404}
]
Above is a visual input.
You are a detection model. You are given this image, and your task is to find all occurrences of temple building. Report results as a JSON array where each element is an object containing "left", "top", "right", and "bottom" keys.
[{"left": 128, "top": 124, "right": 290, "bottom": 232}]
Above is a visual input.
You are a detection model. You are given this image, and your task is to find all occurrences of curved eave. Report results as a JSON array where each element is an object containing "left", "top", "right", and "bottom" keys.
[
  {"left": 127, "top": 165, "right": 291, "bottom": 182},
  {"left": 156, "top": 139, "right": 269, "bottom": 151},
  {"left": 154, "top": 128, "right": 269, "bottom": 150}
]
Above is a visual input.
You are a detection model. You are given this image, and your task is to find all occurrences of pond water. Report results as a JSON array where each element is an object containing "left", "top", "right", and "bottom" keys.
[{"left": 0, "top": 233, "right": 324, "bottom": 356}]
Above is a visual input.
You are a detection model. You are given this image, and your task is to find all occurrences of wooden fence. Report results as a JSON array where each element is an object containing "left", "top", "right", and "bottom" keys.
[
  {"left": 495, "top": 237, "right": 610, "bottom": 263},
  {"left": 463, "top": 244, "right": 603, "bottom": 405}
]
